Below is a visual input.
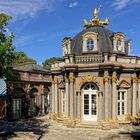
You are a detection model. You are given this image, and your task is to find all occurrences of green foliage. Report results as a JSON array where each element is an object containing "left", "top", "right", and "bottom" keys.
[
  {"left": 13, "top": 51, "right": 36, "bottom": 65},
  {"left": 43, "top": 57, "right": 63, "bottom": 70},
  {"left": 0, "top": 14, "right": 16, "bottom": 79}
]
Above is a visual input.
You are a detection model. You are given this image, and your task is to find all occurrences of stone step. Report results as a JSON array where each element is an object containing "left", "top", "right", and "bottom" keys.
[{"left": 76, "top": 122, "right": 102, "bottom": 129}]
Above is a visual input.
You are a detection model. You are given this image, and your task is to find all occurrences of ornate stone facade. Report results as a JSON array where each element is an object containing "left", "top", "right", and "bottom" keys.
[
  {"left": 7, "top": 62, "right": 51, "bottom": 120},
  {"left": 50, "top": 8, "right": 140, "bottom": 124}
]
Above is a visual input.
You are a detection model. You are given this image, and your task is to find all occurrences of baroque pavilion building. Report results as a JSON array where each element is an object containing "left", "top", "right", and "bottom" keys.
[{"left": 50, "top": 8, "right": 140, "bottom": 124}]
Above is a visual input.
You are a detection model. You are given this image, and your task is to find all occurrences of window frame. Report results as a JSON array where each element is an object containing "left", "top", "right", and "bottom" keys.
[
  {"left": 86, "top": 38, "right": 94, "bottom": 51},
  {"left": 117, "top": 90, "right": 127, "bottom": 116}
]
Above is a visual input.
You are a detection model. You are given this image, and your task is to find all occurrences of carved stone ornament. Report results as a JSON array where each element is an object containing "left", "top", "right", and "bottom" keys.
[
  {"left": 131, "top": 77, "right": 137, "bottom": 83},
  {"left": 64, "top": 76, "right": 69, "bottom": 83},
  {"left": 69, "top": 76, "right": 75, "bottom": 82},
  {"left": 103, "top": 76, "right": 111, "bottom": 82},
  {"left": 112, "top": 76, "right": 118, "bottom": 82},
  {"left": 80, "top": 75, "right": 98, "bottom": 85},
  {"left": 52, "top": 78, "right": 58, "bottom": 84},
  {"left": 118, "top": 80, "right": 131, "bottom": 89}
]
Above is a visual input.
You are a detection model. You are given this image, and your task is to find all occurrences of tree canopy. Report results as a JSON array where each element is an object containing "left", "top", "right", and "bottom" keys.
[
  {"left": 0, "top": 13, "right": 16, "bottom": 79},
  {"left": 13, "top": 51, "right": 36, "bottom": 65},
  {"left": 43, "top": 57, "right": 63, "bottom": 70}
]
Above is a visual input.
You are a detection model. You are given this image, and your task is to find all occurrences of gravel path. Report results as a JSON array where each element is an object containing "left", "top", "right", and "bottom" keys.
[{"left": 0, "top": 116, "right": 139, "bottom": 140}]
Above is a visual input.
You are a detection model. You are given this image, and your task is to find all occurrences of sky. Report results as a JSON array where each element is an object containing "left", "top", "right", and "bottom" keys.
[{"left": 0, "top": 0, "right": 140, "bottom": 64}]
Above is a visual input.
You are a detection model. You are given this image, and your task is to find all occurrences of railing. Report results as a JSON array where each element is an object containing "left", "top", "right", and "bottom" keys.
[{"left": 75, "top": 55, "right": 104, "bottom": 64}]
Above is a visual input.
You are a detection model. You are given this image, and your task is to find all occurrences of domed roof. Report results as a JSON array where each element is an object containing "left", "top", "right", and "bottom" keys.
[{"left": 71, "top": 26, "right": 114, "bottom": 55}]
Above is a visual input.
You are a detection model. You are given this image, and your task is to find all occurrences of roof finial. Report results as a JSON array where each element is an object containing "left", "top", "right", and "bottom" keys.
[
  {"left": 84, "top": 7, "right": 109, "bottom": 28},
  {"left": 93, "top": 8, "right": 100, "bottom": 19}
]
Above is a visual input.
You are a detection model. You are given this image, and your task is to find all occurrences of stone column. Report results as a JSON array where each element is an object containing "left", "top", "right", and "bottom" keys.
[
  {"left": 132, "top": 74, "right": 137, "bottom": 116},
  {"left": 76, "top": 92, "right": 80, "bottom": 119},
  {"left": 41, "top": 85, "right": 45, "bottom": 115},
  {"left": 108, "top": 77, "right": 111, "bottom": 119},
  {"left": 51, "top": 80, "right": 55, "bottom": 113},
  {"left": 69, "top": 73, "right": 75, "bottom": 118},
  {"left": 59, "top": 89, "right": 62, "bottom": 114},
  {"left": 65, "top": 76, "right": 69, "bottom": 117},
  {"left": 73, "top": 82, "right": 76, "bottom": 118},
  {"left": 138, "top": 78, "right": 140, "bottom": 115},
  {"left": 112, "top": 72, "right": 118, "bottom": 120},
  {"left": 54, "top": 77, "right": 58, "bottom": 114},
  {"left": 41, "top": 94, "right": 45, "bottom": 114},
  {"left": 98, "top": 91, "right": 103, "bottom": 120},
  {"left": 103, "top": 71, "right": 110, "bottom": 120}
]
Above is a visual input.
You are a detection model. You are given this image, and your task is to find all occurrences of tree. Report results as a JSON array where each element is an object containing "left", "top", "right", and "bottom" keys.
[
  {"left": 43, "top": 57, "right": 63, "bottom": 70},
  {"left": 13, "top": 51, "right": 36, "bottom": 65},
  {"left": 0, "top": 13, "right": 16, "bottom": 79}
]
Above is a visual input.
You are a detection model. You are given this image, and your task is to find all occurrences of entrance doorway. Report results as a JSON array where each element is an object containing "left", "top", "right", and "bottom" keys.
[{"left": 82, "top": 83, "right": 98, "bottom": 121}]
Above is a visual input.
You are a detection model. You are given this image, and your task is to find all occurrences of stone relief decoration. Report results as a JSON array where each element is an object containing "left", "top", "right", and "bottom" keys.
[
  {"left": 113, "top": 33, "right": 126, "bottom": 53},
  {"left": 118, "top": 80, "right": 131, "bottom": 89},
  {"left": 79, "top": 75, "right": 99, "bottom": 88},
  {"left": 112, "top": 75, "right": 118, "bottom": 82},
  {"left": 58, "top": 81, "right": 65, "bottom": 89},
  {"left": 62, "top": 37, "right": 71, "bottom": 56},
  {"left": 82, "top": 32, "right": 98, "bottom": 53}
]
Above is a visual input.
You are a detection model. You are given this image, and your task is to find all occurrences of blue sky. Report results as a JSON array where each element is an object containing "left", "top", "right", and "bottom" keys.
[{"left": 0, "top": 0, "right": 140, "bottom": 64}]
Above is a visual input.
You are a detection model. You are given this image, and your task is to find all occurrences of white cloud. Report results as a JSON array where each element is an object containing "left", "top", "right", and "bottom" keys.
[
  {"left": 0, "top": 0, "right": 64, "bottom": 20},
  {"left": 112, "top": 0, "right": 140, "bottom": 10},
  {"left": 69, "top": 1, "right": 78, "bottom": 8}
]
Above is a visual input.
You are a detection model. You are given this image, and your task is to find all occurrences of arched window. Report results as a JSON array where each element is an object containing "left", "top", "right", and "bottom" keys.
[
  {"left": 116, "top": 39, "right": 122, "bottom": 51},
  {"left": 87, "top": 39, "right": 94, "bottom": 51},
  {"left": 83, "top": 83, "right": 98, "bottom": 91}
]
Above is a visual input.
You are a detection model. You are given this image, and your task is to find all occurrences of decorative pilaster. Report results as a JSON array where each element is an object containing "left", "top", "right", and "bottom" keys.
[
  {"left": 51, "top": 79, "right": 55, "bottom": 113},
  {"left": 54, "top": 77, "right": 58, "bottom": 114},
  {"left": 65, "top": 76, "right": 69, "bottom": 117},
  {"left": 138, "top": 78, "right": 140, "bottom": 115},
  {"left": 132, "top": 74, "right": 137, "bottom": 116},
  {"left": 77, "top": 91, "right": 81, "bottom": 120},
  {"left": 103, "top": 71, "right": 111, "bottom": 120},
  {"left": 112, "top": 72, "right": 118, "bottom": 120},
  {"left": 98, "top": 91, "right": 103, "bottom": 120},
  {"left": 69, "top": 74, "right": 75, "bottom": 118},
  {"left": 41, "top": 85, "right": 45, "bottom": 114}
]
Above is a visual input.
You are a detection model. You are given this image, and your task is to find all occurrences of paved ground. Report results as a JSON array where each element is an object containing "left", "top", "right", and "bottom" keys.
[{"left": 0, "top": 116, "right": 140, "bottom": 140}]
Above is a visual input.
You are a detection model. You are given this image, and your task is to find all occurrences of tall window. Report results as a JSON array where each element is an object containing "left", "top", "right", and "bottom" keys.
[
  {"left": 12, "top": 99, "right": 22, "bottom": 119},
  {"left": 116, "top": 39, "right": 122, "bottom": 51},
  {"left": 117, "top": 39, "right": 121, "bottom": 47},
  {"left": 87, "top": 39, "right": 94, "bottom": 51},
  {"left": 62, "top": 90, "right": 66, "bottom": 113},
  {"left": 117, "top": 91, "right": 126, "bottom": 115}
]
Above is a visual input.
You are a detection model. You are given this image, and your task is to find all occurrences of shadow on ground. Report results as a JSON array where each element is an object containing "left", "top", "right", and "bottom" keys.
[
  {"left": 119, "top": 128, "right": 140, "bottom": 140},
  {"left": 0, "top": 117, "right": 49, "bottom": 140}
]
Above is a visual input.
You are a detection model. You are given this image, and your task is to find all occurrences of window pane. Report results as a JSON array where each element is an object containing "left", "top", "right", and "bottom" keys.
[
  {"left": 84, "top": 109, "right": 89, "bottom": 115},
  {"left": 122, "top": 92, "right": 124, "bottom": 100},
  {"left": 84, "top": 94, "right": 89, "bottom": 100},
  {"left": 118, "top": 92, "right": 120, "bottom": 100},
  {"left": 84, "top": 100, "right": 89, "bottom": 104},
  {"left": 122, "top": 102, "right": 124, "bottom": 114},
  {"left": 87, "top": 39, "right": 94, "bottom": 50},
  {"left": 118, "top": 102, "right": 120, "bottom": 115}
]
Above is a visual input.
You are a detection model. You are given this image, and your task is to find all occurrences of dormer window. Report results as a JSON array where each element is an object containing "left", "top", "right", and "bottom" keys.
[
  {"left": 82, "top": 32, "right": 98, "bottom": 53},
  {"left": 116, "top": 39, "right": 123, "bottom": 51},
  {"left": 113, "top": 33, "right": 126, "bottom": 53},
  {"left": 117, "top": 39, "right": 121, "bottom": 47},
  {"left": 87, "top": 39, "right": 94, "bottom": 51}
]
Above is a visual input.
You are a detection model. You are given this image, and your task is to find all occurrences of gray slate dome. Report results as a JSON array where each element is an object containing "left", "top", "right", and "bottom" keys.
[{"left": 71, "top": 26, "right": 114, "bottom": 55}]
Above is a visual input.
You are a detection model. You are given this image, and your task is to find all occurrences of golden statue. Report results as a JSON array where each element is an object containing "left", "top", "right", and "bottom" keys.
[
  {"left": 84, "top": 8, "right": 109, "bottom": 28},
  {"left": 93, "top": 8, "right": 100, "bottom": 19}
]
